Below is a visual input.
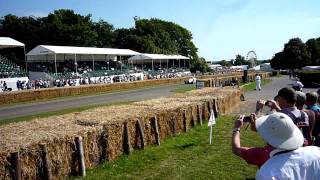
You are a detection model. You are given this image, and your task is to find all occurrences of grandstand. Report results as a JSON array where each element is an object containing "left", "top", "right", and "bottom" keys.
[
  {"left": 0, "top": 37, "right": 28, "bottom": 91},
  {"left": 26, "top": 45, "right": 191, "bottom": 81},
  {"left": 0, "top": 55, "right": 27, "bottom": 78}
]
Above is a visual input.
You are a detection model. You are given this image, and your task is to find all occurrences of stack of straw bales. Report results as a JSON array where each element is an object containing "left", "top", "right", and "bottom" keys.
[{"left": 0, "top": 87, "right": 243, "bottom": 179}]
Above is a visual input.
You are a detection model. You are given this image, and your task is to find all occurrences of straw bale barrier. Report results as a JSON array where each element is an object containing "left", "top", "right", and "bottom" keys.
[
  {"left": 0, "top": 72, "right": 265, "bottom": 106},
  {"left": 0, "top": 87, "right": 244, "bottom": 179}
]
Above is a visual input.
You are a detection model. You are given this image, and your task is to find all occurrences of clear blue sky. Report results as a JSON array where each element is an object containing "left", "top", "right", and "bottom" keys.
[{"left": 1, "top": 0, "right": 320, "bottom": 61}]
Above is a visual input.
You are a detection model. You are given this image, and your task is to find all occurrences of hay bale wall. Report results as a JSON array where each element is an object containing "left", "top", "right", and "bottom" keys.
[{"left": 0, "top": 86, "right": 245, "bottom": 179}]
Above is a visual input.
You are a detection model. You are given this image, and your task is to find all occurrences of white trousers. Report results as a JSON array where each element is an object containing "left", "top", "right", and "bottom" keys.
[{"left": 256, "top": 80, "right": 261, "bottom": 90}]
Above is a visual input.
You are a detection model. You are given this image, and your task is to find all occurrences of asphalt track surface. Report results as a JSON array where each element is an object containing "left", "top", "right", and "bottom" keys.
[
  {"left": 0, "top": 84, "right": 188, "bottom": 120},
  {"left": 232, "top": 75, "right": 319, "bottom": 115}
]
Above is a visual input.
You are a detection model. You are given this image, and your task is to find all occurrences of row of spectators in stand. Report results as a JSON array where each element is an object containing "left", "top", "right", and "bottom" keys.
[
  {"left": 213, "top": 67, "right": 243, "bottom": 74},
  {"left": 0, "top": 81, "right": 8, "bottom": 92},
  {"left": 231, "top": 86, "right": 320, "bottom": 179},
  {"left": 15, "top": 79, "right": 50, "bottom": 90}
]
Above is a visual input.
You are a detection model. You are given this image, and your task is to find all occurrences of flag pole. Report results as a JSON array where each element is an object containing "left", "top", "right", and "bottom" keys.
[{"left": 209, "top": 125, "right": 213, "bottom": 144}]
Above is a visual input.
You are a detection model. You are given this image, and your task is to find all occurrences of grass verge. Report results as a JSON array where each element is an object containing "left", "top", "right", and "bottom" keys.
[
  {"left": 242, "top": 78, "right": 271, "bottom": 91},
  {"left": 70, "top": 115, "right": 266, "bottom": 180},
  {"left": 171, "top": 84, "right": 196, "bottom": 93}
]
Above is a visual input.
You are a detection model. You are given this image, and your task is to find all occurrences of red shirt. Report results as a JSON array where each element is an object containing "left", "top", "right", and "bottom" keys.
[{"left": 240, "top": 145, "right": 274, "bottom": 168}]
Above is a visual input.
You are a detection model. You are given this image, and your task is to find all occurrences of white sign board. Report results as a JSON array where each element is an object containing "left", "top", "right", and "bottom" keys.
[
  {"left": 208, "top": 110, "right": 216, "bottom": 126},
  {"left": 196, "top": 81, "right": 205, "bottom": 89}
]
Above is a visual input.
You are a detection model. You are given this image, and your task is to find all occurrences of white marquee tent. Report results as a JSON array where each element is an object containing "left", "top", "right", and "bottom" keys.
[
  {"left": 26, "top": 45, "right": 140, "bottom": 73},
  {"left": 128, "top": 53, "right": 190, "bottom": 71},
  {"left": 0, "top": 37, "right": 25, "bottom": 49},
  {"left": 0, "top": 37, "right": 27, "bottom": 72}
]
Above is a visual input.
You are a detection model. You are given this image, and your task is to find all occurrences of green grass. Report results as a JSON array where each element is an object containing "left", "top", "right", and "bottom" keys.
[
  {"left": 171, "top": 84, "right": 196, "bottom": 93},
  {"left": 0, "top": 101, "right": 134, "bottom": 126},
  {"left": 70, "top": 116, "right": 266, "bottom": 180},
  {"left": 241, "top": 78, "right": 271, "bottom": 91}
]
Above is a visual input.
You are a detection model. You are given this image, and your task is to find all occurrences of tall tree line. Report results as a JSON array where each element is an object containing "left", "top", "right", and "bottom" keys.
[
  {"left": 270, "top": 37, "right": 320, "bottom": 70},
  {"left": 0, "top": 9, "right": 208, "bottom": 72}
]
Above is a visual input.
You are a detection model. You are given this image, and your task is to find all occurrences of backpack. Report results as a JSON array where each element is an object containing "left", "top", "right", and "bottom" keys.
[{"left": 286, "top": 110, "right": 312, "bottom": 146}]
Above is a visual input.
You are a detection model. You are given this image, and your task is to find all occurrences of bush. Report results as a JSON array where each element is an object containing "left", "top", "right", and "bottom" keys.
[
  {"left": 272, "top": 70, "right": 278, "bottom": 76},
  {"left": 297, "top": 70, "right": 320, "bottom": 87}
]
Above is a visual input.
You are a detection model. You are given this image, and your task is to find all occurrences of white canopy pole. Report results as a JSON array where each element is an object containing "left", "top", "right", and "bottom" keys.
[
  {"left": 152, "top": 59, "right": 154, "bottom": 72},
  {"left": 23, "top": 46, "right": 28, "bottom": 75},
  {"left": 92, "top": 54, "right": 95, "bottom": 71},
  {"left": 75, "top": 54, "right": 78, "bottom": 74},
  {"left": 120, "top": 56, "right": 122, "bottom": 72},
  {"left": 167, "top": 59, "right": 168, "bottom": 70},
  {"left": 54, "top": 53, "right": 57, "bottom": 74}
]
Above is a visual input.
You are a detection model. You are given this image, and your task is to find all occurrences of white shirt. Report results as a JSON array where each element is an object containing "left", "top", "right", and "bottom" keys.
[
  {"left": 256, "top": 146, "right": 320, "bottom": 180},
  {"left": 293, "top": 81, "right": 304, "bottom": 88},
  {"left": 255, "top": 75, "right": 261, "bottom": 81}
]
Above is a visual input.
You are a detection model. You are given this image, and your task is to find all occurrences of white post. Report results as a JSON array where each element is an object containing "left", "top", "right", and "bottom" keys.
[
  {"left": 54, "top": 53, "right": 57, "bottom": 74},
  {"left": 120, "top": 56, "right": 122, "bottom": 72},
  {"left": 209, "top": 125, "right": 213, "bottom": 144},
  {"left": 92, "top": 55, "right": 95, "bottom": 71},
  {"left": 152, "top": 59, "right": 154, "bottom": 72},
  {"left": 23, "top": 46, "right": 28, "bottom": 75},
  {"left": 75, "top": 54, "right": 77, "bottom": 74}
]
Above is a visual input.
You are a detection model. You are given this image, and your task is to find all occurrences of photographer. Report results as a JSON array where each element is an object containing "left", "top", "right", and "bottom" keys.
[
  {"left": 231, "top": 114, "right": 273, "bottom": 168},
  {"left": 256, "top": 87, "right": 309, "bottom": 127},
  {"left": 232, "top": 113, "right": 320, "bottom": 179}
]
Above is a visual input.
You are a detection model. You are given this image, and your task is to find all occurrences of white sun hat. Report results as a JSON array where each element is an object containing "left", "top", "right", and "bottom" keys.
[{"left": 255, "top": 112, "right": 304, "bottom": 150}]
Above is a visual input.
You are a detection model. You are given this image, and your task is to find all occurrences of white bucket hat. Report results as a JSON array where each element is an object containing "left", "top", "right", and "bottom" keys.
[{"left": 255, "top": 112, "right": 304, "bottom": 150}]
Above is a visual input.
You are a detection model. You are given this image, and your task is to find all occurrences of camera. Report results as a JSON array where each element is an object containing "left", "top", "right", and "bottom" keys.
[
  {"left": 264, "top": 100, "right": 272, "bottom": 107},
  {"left": 243, "top": 116, "right": 252, "bottom": 123}
]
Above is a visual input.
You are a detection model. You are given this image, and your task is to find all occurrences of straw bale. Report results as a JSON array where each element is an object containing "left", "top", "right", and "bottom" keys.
[
  {"left": 103, "top": 122, "right": 124, "bottom": 161},
  {"left": 0, "top": 82, "right": 245, "bottom": 179}
]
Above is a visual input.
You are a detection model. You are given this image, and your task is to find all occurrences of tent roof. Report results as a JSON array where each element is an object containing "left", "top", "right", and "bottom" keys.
[
  {"left": 128, "top": 53, "right": 189, "bottom": 60},
  {"left": 26, "top": 45, "right": 140, "bottom": 56},
  {"left": 0, "top": 37, "right": 25, "bottom": 49}
]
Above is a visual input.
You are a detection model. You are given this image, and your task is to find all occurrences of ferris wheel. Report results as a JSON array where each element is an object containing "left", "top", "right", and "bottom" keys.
[{"left": 246, "top": 50, "right": 257, "bottom": 68}]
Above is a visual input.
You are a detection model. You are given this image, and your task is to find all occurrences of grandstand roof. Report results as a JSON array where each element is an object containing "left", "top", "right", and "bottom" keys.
[
  {"left": 128, "top": 53, "right": 189, "bottom": 61},
  {"left": 26, "top": 45, "right": 140, "bottom": 56},
  {"left": 0, "top": 37, "right": 25, "bottom": 49}
]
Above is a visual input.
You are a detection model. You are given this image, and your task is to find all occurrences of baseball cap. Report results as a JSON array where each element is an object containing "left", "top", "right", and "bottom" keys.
[{"left": 255, "top": 112, "right": 304, "bottom": 150}]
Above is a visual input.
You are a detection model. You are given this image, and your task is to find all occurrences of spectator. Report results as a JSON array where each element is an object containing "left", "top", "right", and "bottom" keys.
[
  {"left": 264, "top": 87, "right": 309, "bottom": 126},
  {"left": 232, "top": 114, "right": 273, "bottom": 168},
  {"left": 317, "top": 89, "right": 320, "bottom": 104},
  {"left": 3, "top": 81, "right": 7, "bottom": 91},
  {"left": 255, "top": 74, "right": 261, "bottom": 91},
  {"left": 253, "top": 112, "right": 320, "bottom": 179},
  {"left": 292, "top": 78, "right": 303, "bottom": 91},
  {"left": 305, "top": 92, "right": 320, "bottom": 146},
  {"left": 296, "top": 91, "right": 315, "bottom": 146}
]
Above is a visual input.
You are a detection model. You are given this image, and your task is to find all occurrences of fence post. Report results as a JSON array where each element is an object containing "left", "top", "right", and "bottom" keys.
[
  {"left": 40, "top": 143, "right": 52, "bottom": 180},
  {"left": 136, "top": 119, "right": 145, "bottom": 149},
  {"left": 75, "top": 136, "right": 86, "bottom": 177}
]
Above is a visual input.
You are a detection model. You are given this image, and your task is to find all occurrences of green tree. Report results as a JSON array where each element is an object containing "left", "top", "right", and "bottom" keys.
[
  {"left": 233, "top": 54, "right": 247, "bottom": 65},
  {"left": 217, "top": 60, "right": 231, "bottom": 66},
  {"left": 282, "top": 38, "right": 311, "bottom": 69},
  {"left": 270, "top": 52, "right": 286, "bottom": 70},
  {"left": 306, "top": 38, "right": 320, "bottom": 65},
  {"left": 40, "top": 9, "right": 98, "bottom": 47},
  {"left": 93, "top": 20, "right": 115, "bottom": 47}
]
